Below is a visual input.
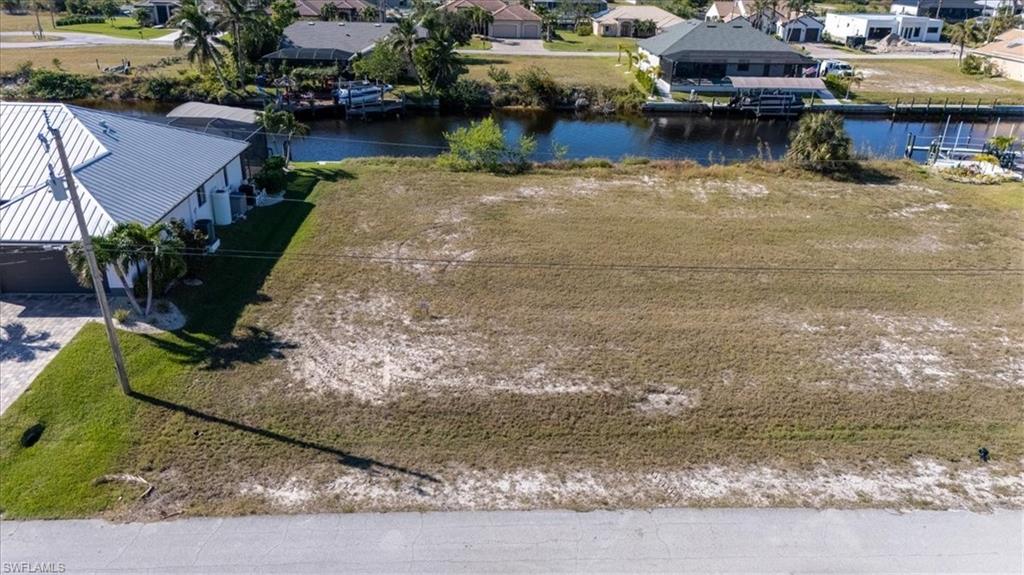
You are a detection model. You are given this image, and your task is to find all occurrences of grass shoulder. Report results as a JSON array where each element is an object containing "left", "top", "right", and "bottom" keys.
[{"left": 543, "top": 31, "right": 635, "bottom": 53}]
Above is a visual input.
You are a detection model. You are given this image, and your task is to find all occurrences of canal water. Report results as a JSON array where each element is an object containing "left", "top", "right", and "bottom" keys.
[{"left": 101, "top": 102, "right": 1022, "bottom": 164}]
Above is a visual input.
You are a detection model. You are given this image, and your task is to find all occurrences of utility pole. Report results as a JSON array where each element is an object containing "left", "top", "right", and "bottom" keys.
[{"left": 45, "top": 120, "right": 132, "bottom": 396}]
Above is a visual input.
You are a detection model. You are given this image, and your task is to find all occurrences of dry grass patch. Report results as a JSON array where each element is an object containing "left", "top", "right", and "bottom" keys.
[
  {"left": 0, "top": 44, "right": 182, "bottom": 74},
  {"left": 4, "top": 159, "right": 1022, "bottom": 519}
]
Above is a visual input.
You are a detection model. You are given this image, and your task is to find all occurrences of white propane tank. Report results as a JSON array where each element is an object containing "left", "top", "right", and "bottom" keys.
[{"left": 212, "top": 189, "right": 233, "bottom": 225}]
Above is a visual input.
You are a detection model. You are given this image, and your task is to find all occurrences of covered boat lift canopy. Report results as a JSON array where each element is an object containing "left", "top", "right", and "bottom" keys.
[{"left": 728, "top": 76, "right": 827, "bottom": 94}]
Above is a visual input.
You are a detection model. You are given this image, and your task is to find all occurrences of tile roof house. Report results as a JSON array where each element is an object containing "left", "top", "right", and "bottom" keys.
[
  {"left": 294, "top": 0, "right": 371, "bottom": 20},
  {"left": 974, "top": 29, "right": 1024, "bottom": 82},
  {"left": 705, "top": 0, "right": 822, "bottom": 42},
  {"left": 0, "top": 102, "right": 250, "bottom": 293},
  {"left": 263, "top": 21, "right": 397, "bottom": 65},
  {"left": 441, "top": 0, "right": 542, "bottom": 39},
  {"left": 639, "top": 19, "right": 816, "bottom": 86},
  {"left": 592, "top": 5, "right": 685, "bottom": 37}
]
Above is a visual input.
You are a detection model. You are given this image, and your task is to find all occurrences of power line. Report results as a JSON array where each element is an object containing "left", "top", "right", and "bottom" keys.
[{"left": 123, "top": 245, "right": 1024, "bottom": 276}]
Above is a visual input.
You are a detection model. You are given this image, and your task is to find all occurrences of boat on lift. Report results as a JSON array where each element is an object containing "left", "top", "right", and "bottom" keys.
[
  {"left": 335, "top": 81, "right": 392, "bottom": 106},
  {"left": 729, "top": 92, "right": 804, "bottom": 117}
]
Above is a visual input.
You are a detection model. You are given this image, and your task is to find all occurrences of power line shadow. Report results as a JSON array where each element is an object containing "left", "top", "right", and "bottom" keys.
[{"left": 129, "top": 391, "right": 440, "bottom": 484}]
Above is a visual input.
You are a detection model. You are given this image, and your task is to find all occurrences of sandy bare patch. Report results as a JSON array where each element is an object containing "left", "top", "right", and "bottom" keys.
[
  {"left": 791, "top": 313, "right": 1024, "bottom": 390},
  {"left": 279, "top": 291, "right": 603, "bottom": 402},
  {"left": 109, "top": 300, "right": 186, "bottom": 334},
  {"left": 689, "top": 179, "right": 769, "bottom": 203},
  {"left": 814, "top": 235, "right": 947, "bottom": 254},
  {"left": 240, "top": 460, "right": 1023, "bottom": 512},
  {"left": 889, "top": 201, "right": 952, "bottom": 218},
  {"left": 634, "top": 387, "right": 700, "bottom": 415}
]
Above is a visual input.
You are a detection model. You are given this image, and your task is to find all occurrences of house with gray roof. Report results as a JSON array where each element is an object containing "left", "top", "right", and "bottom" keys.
[
  {"left": 263, "top": 21, "right": 397, "bottom": 66},
  {"left": 0, "top": 102, "right": 250, "bottom": 294},
  {"left": 638, "top": 19, "right": 816, "bottom": 87}
]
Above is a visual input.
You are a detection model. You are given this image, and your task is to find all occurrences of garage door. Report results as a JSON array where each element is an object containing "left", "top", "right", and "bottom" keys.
[
  {"left": 805, "top": 28, "right": 820, "bottom": 42},
  {"left": 521, "top": 23, "right": 541, "bottom": 39},
  {"left": 491, "top": 23, "right": 520, "bottom": 38},
  {"left": 0, "top": 249, "right": 91, "bottom": 294}
]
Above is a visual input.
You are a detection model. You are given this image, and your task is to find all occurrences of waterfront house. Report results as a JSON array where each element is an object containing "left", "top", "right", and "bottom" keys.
[
  {"left": 133, "top": 0, "right": 181, "bottom": 25},
  {"left": 0, "top": 102, "right": 249, "bottom": 294},
  {"left": 823, "top": 13, "right": 943, "bottom": 43},
  {"left": 263, "top": 21, "right": 396, "bottom": 66},
  {"left": 592, "top": 5, "right": 684, "bottom": 37},
  {"left": 974, "top": 29, "right": 1024, "bottom": 82},
  {"left": 639, "top": 19, "right": 816, "bottom": 87},
  {"left": 888, "top": 0, "right": 986, "bottom": 20},
  {"left": 441, "top": 0, "right": 542, "bottom": 39}
]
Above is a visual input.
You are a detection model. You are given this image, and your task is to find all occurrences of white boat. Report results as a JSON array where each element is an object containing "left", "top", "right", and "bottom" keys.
[
  {"left": 335, "top": 81, "right": 392, "bottom": 106},
  {"left": 729, "top": 93, "right": 805, "bottom": 117}
]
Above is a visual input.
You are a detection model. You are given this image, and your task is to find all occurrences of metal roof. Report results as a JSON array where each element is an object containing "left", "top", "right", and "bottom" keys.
[
  {"left": 167, "top": 102, "right": 259, "bottom": 125},
  {"left": 729, "top": 76, "right": 826, "bottom": 90},
  {"left": 0, "top": 102, "right": 249, "bottom": 245}
]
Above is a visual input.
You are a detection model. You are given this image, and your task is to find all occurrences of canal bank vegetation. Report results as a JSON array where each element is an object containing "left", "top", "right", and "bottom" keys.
[{"left": 2, "top": 154, "right": 1022, "bottom": 518}]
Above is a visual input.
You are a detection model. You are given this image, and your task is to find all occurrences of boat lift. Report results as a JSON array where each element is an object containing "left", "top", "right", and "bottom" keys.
[{"left": 904, "top": 116, "right": 1021, "bottom": 171}]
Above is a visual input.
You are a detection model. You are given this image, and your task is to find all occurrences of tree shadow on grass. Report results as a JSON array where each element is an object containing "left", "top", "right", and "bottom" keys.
[
  {"left": 171, "top": 167, "right": 352, "bottom": 342},
  {"left": 824, "top": 163, "right": 901, "bottom": 185},
  {"left": 129, "top": 391, "right": 440, "bottom": 483},
  {"left": 140, "top": 326, "right": 298, "bottom": 371}
]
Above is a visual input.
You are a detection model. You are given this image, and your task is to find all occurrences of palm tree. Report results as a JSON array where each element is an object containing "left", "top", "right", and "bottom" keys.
[
  {"left": 466, "top": 6, "right": 492, "bottom": 36},
  {"left": 120, "top": 223, "right": 186, "bottom": 316},
  {"left": 360, "top": 5, "right": 379, "bottom": 22},
  {"left": 172, "top": 0, "right": 229, "bottom": 85},
  {"left": 215, "top": 0, "right": 256, "bottom": 86},
  {"left": 66, "top": 233, "right": 145, "bottom": 315},
  {"left": 389, "top": 18, "right": 426, "bottom": 96},
  {"left": 256, "top": 105, "right": 310, "bottom": 164},
  {"left": 751, "top": 0, "right": 778, "bottom": 33},
  {"left": 947, "top": 20, "right": 983, "bottom": 64},
  {"left": 413, "top": 26, "right": 465, "bottom": 95},
  {"left": 319, "top": 2, "right": 338, "bottom": 20},
  {"left": 785, "top": 112, "right": 853, "bottom": 172}
]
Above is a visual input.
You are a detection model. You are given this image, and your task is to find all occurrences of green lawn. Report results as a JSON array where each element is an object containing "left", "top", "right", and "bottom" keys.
[
  {"left": 60, "top": 17, "right": 173, "bottom": 40},
  {"left": 544, "top": 31, "right": 635, "bottom": 53},
  {"left": 462, "top": 54, "right": 631, "bottom": 88},
  {"left": 2, "top": 160, "right": 1021, "bottom": 518},
  {"left": 850, "top": 59, "right": 1024, "bottom": 104},
  {"left": 461, "top": 37, "right": 491, "bottom": 50}
]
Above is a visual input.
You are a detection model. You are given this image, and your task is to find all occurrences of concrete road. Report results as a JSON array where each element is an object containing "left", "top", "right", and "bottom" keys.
[
  {"left": 0, "top": 30, "right": 180, "bottom": 49},
  {"left": 1, "top": 508, "right": 1020, "bottom": 573}
]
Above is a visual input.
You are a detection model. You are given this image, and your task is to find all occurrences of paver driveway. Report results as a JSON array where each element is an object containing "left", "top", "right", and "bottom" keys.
[{"left": 0, "top": 295, "right": 99, "bottom": 415}]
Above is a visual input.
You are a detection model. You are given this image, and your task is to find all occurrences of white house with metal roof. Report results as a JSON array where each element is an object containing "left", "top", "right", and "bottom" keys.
[{"left": 0, "top": 102, "right": 250, "bottom": 294}]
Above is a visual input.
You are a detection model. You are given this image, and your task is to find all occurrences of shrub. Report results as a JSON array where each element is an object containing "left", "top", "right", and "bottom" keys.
[
  {"left": 785, "top": 112, "right": 854, "bottom": 172},
  {"left": 56, "top": 14, "right": 105, "bottom": 25},
  {"left": 960, "top": 54, "right": 999, "bottom": 77},
  {"left": 442, "top": 78, "right": 490, "bottom": 110},
  {"left": 26, "top": 69, "right": 94, "bottom": 99},
  {"left": 612, "top": 84, "right": 648, "bottom": 113},
  {"left": 253, "top": 156, "right": 289, "bottom": 195},
  {"left": 351, "top": 44, "right": 404, "bottom": 85},
  {"left": 575, "top": 23, "right": 592, "bottom": 36},
  {"left": 64, "top": 0, "right": 97, "bottom": 14},
  {"left": 515, "top": 65, "right": 564, "bottom": 108},
  {"left": 112, "top": 308, "right": 132, "bottom": 323},
  {"left": 486, "top": 65, "right": 512, "bottom": 88},
  {"left": 634, "top": 68, "right": 655, "bottom": 95},
  {"left": 167, "top": 218, "right": 208, "bottom": 277},
  {"left": 437, "top": 117, "right": 535, "bottom": 174},
  {"left": 633, "top": 19, "right": 657, "bottom": 38},
  {"left": 972, "top": 153, "right": 1000, "bottom": 165}
]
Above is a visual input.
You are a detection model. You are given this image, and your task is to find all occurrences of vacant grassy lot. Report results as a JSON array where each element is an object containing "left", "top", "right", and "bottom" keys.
[
  {"left": 544, "top": 31, "right": 635, "bottom": 53},
  {"left": 0, "top": 44, "right": 182, "bottom": 74},
  {"left": 853, "top": 59, "right": 1024, "bottom": 104},
  {"left": 463, "top": 55, "right": 631, "bottom": 88},
  {"left": 0, "top": 13, "right": 56, "bottom": 32},
  {"left": 60, "top": 17, "right": 174, "bottom": 40},
  {"left": 2, "top": 160, "right": 1022, "bottom": 519}
]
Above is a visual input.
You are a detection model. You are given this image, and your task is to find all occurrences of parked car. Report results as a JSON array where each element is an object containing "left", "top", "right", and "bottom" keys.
[{"left": 819, "top": 59, "right": 854, "bottom": 77}]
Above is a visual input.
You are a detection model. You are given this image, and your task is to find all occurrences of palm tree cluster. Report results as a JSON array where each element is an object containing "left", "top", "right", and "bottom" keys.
[
  {"left": 256, "top": 105, "right": 310, "bottom": 164},
  {"left": 66, "top": 222, "right": 187, "bottom": 317},
  {"left": 172, "top": 0, "right": 284, "bottom": 88}
]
